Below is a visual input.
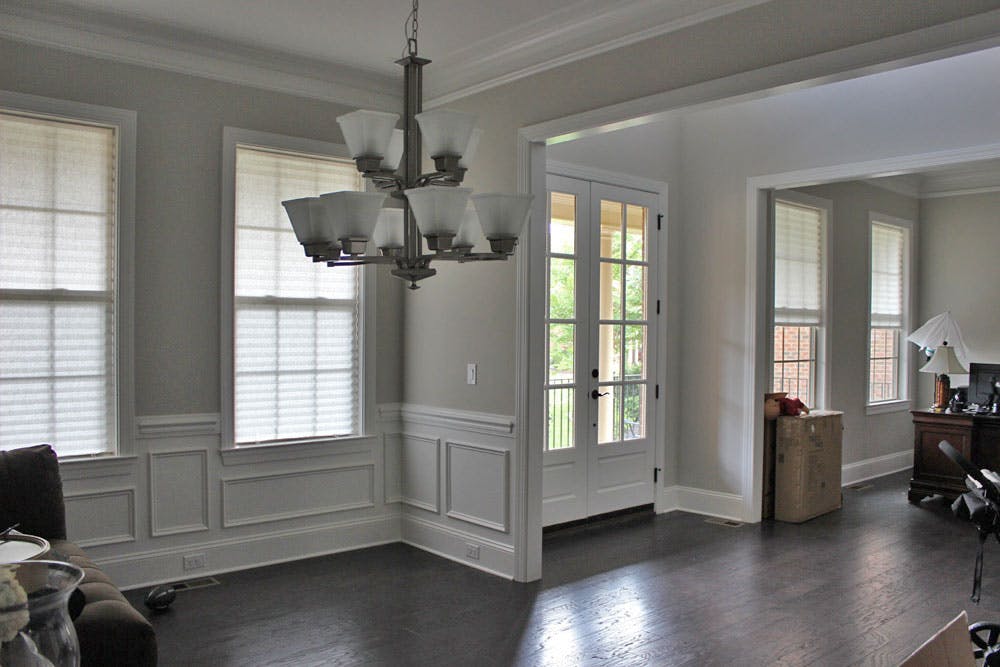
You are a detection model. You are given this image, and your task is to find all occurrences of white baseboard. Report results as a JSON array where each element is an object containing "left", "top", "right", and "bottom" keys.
[
  {"left": 662, "top": 485, "right": 744, "bottom": 522},
  {"left": 104, "top": 513, "right": 401, "bottom": 590},
  {"left": 401, "top": 514, "right": 514, "bottom": 579},
  {"left": 841, "top": 450, "right": 912, "bottom": 487}
]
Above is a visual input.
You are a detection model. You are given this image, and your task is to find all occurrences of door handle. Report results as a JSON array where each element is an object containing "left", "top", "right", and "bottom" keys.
[{"left": 591, "top": 389, "right": 609, "bottom": 399}]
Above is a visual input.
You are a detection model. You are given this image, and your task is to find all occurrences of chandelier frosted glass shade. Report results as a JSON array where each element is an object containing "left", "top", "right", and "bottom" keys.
[
  {"left": 404, "top": 187, "right": 471, "bottom": 250},
  {"left": 336, "top": 110, "right": 400, "bottom": 159},
  {"left": 458, "top": 129, "right": 482, "bottom": 169},
  {"left": 381, "top": 129, "right": 404, "bottom": 171},
  {"left": 319, "top": 191, "right": 387, "bottom": 254},
  {"left": 373, "top": 208, "right": 405, "bottom": 252},
  {"left": 283, "top": 196, "right": 339, "bottom": 257},
  {"left": 415, "top": 110, "right": 478, "bottom": 158},
  {"left": 472, "top": 193, "right": 533, "bottom": 253},
  {"left": 452, "top": 209, "right": 481, "bottom": 253}
]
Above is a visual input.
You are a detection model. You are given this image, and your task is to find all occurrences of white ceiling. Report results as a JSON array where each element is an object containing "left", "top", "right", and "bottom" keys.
[{"left": 0, "top": 0, "right": 770, "bottom": 105}]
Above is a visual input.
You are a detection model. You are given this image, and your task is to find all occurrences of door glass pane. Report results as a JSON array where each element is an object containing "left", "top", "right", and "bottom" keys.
[
  {"left": 598, "top": 384, "right": 623, "bottom": 445},
  {"left": 625, "top": 204, "right": 647, "bottom": 261},
  {"left": 624, "top": 325, "right": 646, "bottom": 380},
  {"left": 545, "top": 386, "right": 574, "bottom": 450},
  {"left": 549, "top": 192, "right": 576, "bottom": 255},
  {"left": 624, "top": 265, "right": 646, "bottom": 320},
  {"left": 548, "top": 323, "right": 575, "bottom": 384},
  {"left": 623, "top": 384, "right": 646, "bottom": 440},
  {"left": 548, "top": 257, "right": 575, "bottom": 319},
  {"left": 599, "top": 200, "right": 622, "bottom": 260},
  {"left": 599, "top": 261, "right": 622, "bottom": 320},
  {"left": 598, "top": 324, "right": 621, "bottom": 383}
]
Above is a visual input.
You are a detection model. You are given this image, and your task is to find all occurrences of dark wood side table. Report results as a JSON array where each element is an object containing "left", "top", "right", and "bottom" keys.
[{"left": 909, "top": 409, "right": 973, "bottom": 503}]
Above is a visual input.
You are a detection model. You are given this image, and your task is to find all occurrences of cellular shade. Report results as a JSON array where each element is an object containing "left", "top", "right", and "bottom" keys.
[
  {"left": 234, "top": 146, "right": 362, "bottom": 444},
  {"left": 0, "top": 111, "right": 117, "bottom": 457},
  {"left": 870, "top": 222, "right": 905, "bottom": 328},
  {"left": 774, "top": 200, "right": 824, "bottom": 325}
]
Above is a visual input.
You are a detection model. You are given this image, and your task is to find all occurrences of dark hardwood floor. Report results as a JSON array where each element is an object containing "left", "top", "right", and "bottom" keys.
[{"left": 124, "top": 471, "right": 1000, "bottom": 666}]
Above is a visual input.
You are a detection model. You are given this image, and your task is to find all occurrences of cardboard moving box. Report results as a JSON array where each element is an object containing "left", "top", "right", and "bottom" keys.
[{"left": 775, "top": 410, "right": 843, "bottom": 523}]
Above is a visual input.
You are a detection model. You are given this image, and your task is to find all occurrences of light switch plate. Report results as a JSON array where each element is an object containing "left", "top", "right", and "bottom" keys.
[{"left": 467, "top": 363, "right": 477, "bottom": 385}]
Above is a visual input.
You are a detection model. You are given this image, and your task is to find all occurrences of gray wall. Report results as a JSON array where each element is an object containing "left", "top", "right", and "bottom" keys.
[
  {"left": 794, "top": 181, "right": 919, "bottom": 465},
  {"left": 0, "top": 37, "right": 404, "bottom": 416},
  {"left": 918, "top": 191, "right": 1000, "bottom": 406}
]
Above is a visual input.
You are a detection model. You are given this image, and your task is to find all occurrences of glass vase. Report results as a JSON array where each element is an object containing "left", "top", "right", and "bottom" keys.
[{"left": 0, "top": 560, "right": 84, "bottom": 667}]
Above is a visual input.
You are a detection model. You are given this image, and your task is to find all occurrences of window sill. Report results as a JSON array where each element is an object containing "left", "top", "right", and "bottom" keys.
[
  {"left": 866, "top": 400, "right": 911, "bottom": 416},
  {"left": 220, "top": 434, "right": 376, "bottom": 466},
  {"left": 58, "top": 454, "right": 138, "bottom": 481}
]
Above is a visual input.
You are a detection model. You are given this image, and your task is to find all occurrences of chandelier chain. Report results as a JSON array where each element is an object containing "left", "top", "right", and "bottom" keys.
[{"left": 404, "top": 0, "right": 419, "bottom": 58}]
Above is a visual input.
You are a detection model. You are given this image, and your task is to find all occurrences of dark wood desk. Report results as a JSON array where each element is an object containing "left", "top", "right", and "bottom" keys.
[{"left": 910, "top": 409, "right": 1000, "bottom": 503}]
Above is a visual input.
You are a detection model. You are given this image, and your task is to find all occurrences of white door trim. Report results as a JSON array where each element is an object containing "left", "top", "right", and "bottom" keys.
[{"left": 513, "top": 23, "right": 1000, "bottom": 581}]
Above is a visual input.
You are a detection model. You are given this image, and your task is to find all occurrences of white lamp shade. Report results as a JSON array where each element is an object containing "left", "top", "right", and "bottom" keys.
[
  {"left": 403, "top": 187, "right": 471, "bottom": 236},
  {"left": 471, "top": 193, "right": 533, "bottom": 239},
  {"left": 415, "top": 109, "right": 478, "bottom": 158},
  {"left": 381, "top": 129, "right": 404, "bottom": 171},
  {"left": 373, "top": 208, "right": 405, "bottom": 248},
  {"left": 453, "top": 209, "right": 481, "bottom": 248},
  {"left": 282, "top": 197, "right": 327, "bottom": 244},
  {"left": 319, "top": 191, "right": 387, "bottom": 239},
  {"left": 458, "top": 128, "right": 483, "bottom": 169},
  {"left": 336, "top": 110, "right": 399, "bottom": 159},
  {"left": 920, "top": 345, "right": 968, "bottom": 375}
]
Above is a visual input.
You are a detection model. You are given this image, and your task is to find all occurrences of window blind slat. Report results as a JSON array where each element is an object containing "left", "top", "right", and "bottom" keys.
[
  {"left": 871, "top": 222, "right": 905, "bottom": 327},
  {"left": 0, "top": 112, "right": 117, "bottom": 456},
  {"left": 233, "top": 146, "right": 362, "bottom": 445}
]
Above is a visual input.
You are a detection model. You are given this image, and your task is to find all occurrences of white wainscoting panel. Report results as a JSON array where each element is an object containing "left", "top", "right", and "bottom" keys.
[
  {"left": 64, "top": 488, "right": 136, "bottom": 547},
  {"left": 400, "top": 435, "right": 440, "bottom": 513},
  {"left": 383, "top": 433, "right": 403, "bottom": 504},
  {"left": 445, "top": 441, "right": 509, "bottom": 532},
  {"left": 222, "top": 464, "right": 375, "bottom": 528},
  {"left": 149, "top": 450, "right": 209, "bottom": 536}
]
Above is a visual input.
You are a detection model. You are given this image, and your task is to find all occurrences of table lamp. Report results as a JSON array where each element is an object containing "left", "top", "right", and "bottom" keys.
[{"left": 920, "top": 342, "right": 967, "bottom": 411}]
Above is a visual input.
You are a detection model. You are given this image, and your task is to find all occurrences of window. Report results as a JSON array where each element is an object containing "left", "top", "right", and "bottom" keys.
[
  {"left": 224, "top": 131, "right": 368, "bottom": 447},
  {"left": 0, "top": 96, "right": 134, "bottom": 458},
  {"left": 772, "top": 194, "right": 828, "bottom": 408},
  {"left": 868, "top": 217, "right": 910, "bottom": 405}
]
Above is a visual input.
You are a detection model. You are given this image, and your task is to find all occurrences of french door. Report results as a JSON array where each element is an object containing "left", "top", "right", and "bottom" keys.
[{"left": 542, "top": 174, "right": 660, "bottom": 527}]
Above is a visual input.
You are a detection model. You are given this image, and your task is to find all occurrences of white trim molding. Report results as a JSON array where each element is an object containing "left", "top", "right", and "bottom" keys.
[
  {"left": 64, "top": 487, "right": 137, "bottom": 548},
  {"left": 0, "top": 1, "right": 399, "bottom": 110},
  {"left": 136, "top": 413, "right": 221, "bottom": 439},
  {"left": 221, "top": 464, "right": 376, "bottom": 528},
  {"left": 401, "top": 514, "right": 515, "bottom": 580},
  {"left": 396, "top": 403, "right": 515, "bottom": 438},
  {"left": 841, "top": 450, "right": 912, "bottom": 488},
  {"left": 661, "top": 486, "right": 745, "bottom": 523},
  {"left": 445, "top": 441, "right": 510, "bottom": 533},
  {"left": 148, "top": 449, "right": 210, "bottom": 537}
]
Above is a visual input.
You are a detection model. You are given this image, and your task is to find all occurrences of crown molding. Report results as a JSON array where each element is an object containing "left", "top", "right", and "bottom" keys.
[
  {"left": 425, "top": 0, "right": 770, "bottom": 106},
  {"left": 862, "top": 177, "right": 921, "bottom": 199},
  {"left": 0, "top": 1, "right": 401, "bottom": 110}
]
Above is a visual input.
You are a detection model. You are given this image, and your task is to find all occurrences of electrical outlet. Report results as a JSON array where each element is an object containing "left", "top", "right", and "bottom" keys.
[
  {"left": 465, "top": 543, "right": 480, "bottom": 560},
  {"left": 467, "top": 363, "right": 477, "bottom": 385},
  {"left": 183, "top": 553, "right": 206, "bottom": 571}
]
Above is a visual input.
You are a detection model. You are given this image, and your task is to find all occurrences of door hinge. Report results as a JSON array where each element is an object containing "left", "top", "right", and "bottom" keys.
[
  {"left": 654, "top": 467, "right": 661, "bottom": 483},
  {"left": 656, "top": 299, "right": 660, "bottom": 315},
  {"left": 655, "top": 384, "right": 660, "bottom": 399},
  {"left": 657, "top": 213, "right": 663, "bottom": 230}
]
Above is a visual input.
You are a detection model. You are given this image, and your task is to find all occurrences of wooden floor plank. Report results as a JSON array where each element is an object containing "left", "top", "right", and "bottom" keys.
[{"left": 125, "top": 471, "right": 1000, "bottom": 666}]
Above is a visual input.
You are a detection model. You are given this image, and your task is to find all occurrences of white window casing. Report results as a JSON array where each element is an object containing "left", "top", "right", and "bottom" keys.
[
  {"left": 220, "top": 128, "right": 375, "bottom": 452},
  {"left": 0, "top": 91, "right": 135, "bottom": 459}
]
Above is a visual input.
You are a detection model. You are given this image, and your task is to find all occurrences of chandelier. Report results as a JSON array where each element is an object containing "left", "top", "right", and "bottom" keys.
[{"left": 281, "top": 0, "right": 533, "bottom": 289}]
